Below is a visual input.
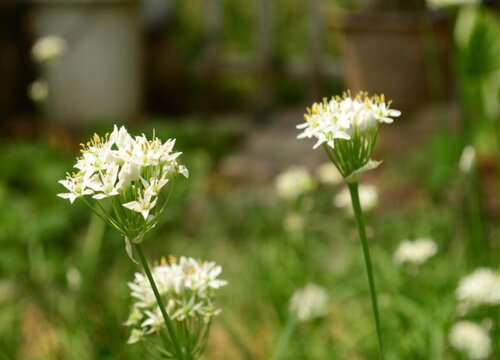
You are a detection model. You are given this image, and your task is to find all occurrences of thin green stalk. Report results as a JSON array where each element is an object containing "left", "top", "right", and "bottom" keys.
[
  {"left": 271, "top": 316, "right": 297, "bottom": 360},
  {"left": 347, "top": 183, "right": 385, "bottom": 359},
  {"left": 134, "top": 243, "right": 185, "bottom": 360}
]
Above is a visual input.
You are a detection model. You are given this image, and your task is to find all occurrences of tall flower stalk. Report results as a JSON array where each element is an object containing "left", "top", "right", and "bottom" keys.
[
  {"left": 297, "top": 91, "right": 400, "bottom": 359},
  {"left": 57, "top": 126, "right": 197, "bottom": 359}
]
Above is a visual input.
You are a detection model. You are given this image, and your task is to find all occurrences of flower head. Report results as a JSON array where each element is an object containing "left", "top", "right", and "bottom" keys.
[
  {"left": 125, "top": 256, "right": 227, "bottom": 354},
  {"left": 289, "top": 283, "right": 329, "bottom": 322},
  {"left": 456, "top": 268, "right": 500, "bottom": 308},
  {"left": 393, "top": 238, "right": 438, "bottom": 266},
  {"left": 275, "top": 166, "right": 315, "bottom": 200},
  {"left": 459, "top": 145, "right": 476, "bottom": 174},
  {"left": 57, "top": 126, "right": 188, "bottom": 258},
  {"left": 297, "top": 92, "right": 400, "bottom": 182},
  {"left": 449, "top": 321, "right": 491, "bottom": 359},
  {"left": 32, "top": 35, "right": 68, "bottom": 64}
]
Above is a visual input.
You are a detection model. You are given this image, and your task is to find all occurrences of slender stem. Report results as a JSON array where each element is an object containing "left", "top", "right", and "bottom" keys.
[
  {"left": 347, "top": 183, "right": 385, "bottom": 359},
  {"left": 134, "top": 243, "right": 185, "bottom": 360},
  {"left": 271, "top": 316, "right": 297, "bottom": 360}
]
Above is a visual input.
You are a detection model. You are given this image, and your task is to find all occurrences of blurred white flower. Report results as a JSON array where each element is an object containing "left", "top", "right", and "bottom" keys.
[
  {"left": 456, "top": 268, "right": 500, "bottom": 308},
  {"left": 449, "top": 321, "right": 491, "bottom": 360},
  {"left": 334, "top": 184, "right": 378, "bottom": 213},
  {"left": 459, "top": 145, "right": 476, "bottom": 174},
  {"left": 275, "top": 166, "right": 315, "bottom": 200},
  {"left": 125, "top": 256, "right": 227, "bottom": 345},
  {"left": 28, "top": 79, "right": 49, "bottom": 103},
  {"left": 289, "top": 283, "right": 329, "bottom": 322},
  {"left": 315, "top": 162, "right": 342, "bottom": 185},
  {"left": 393, "top": 238, "right": 438, "bottom": 266},
  {"left": 32, "top": 35, "right": 68, "bottom": 64}
]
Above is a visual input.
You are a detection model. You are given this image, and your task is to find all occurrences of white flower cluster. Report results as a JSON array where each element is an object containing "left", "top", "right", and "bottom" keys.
[
  {"left": 393, "top": 238, "right": 438, "bottom": 266},
  {"left": 449, "top": 321, "right": 491, "bottom": 359},
  {"left": 125, "top": 256, "right": 227, "bottom": 345},
  {"left": 32, "top": 35, "right": 68, "bottom": 64},
  {"left": 58, "top": 125, "right": 187, "bottom": 236},
  {"left": 275, "top": 166, "right": 315, "bottom": 200},
  {"left": 456, "top": 268, "right": 500, "bottom": 308},
  {"left": 297, "top": 92, "right": 400, "bottom": 150},
  {"left": 289, "top": 283, "right": 330, "bottom": 322}
]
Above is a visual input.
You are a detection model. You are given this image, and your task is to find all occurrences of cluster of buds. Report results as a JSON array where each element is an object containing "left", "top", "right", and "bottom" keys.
[
  {"left": 297, "top": 91, "right": 400, "bottom": 182},
  {"left": 57, "top": 125, "right": 188, "bottom": 257},
  {"left": 125, "top": 256, "right": 227, "bottom": 358}
]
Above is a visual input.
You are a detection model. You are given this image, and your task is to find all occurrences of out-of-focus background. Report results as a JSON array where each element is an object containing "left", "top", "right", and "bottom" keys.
[{"left": 0, "top": 0, "right": 499, "bottom": 359}]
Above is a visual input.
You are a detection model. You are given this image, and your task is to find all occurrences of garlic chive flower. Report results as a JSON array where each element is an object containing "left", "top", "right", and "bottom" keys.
[
  {"left": 125, "top": 256, "right": 227, "bottom": 358},
  {"left": 289, "top": 283, "right": 330, "bottom": 322},
  {"left": 449, "top": 321, "right": 491, "bottom": 360},
  {"left": 393, "top": 238, "right": 438, "bottom": 266},
  {"left": 57, "top": 126, "right": 188, "bottom": 258},
  {"left": 275, "top": 166, "right": 315, "bottom": 200},
  {"left": 456, "top": 268, "right": 500, "bottom": 308},
  {"left": 297, "top": 92, "right": 400, "bottom": 182}
]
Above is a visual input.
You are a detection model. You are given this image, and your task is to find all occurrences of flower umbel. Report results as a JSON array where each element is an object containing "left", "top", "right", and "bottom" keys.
[
  {"left": 449, "top": 321, "right": 491, "bottom": 360},
  {"left": 125, "top": 256, "right": 227, "bottom": 358},
  {"left": 289, "top": 283, "right": 329, "bottom": 322},
  {"left": 297, "top": 92, "right": 400, "bottom": 182},
  {"left": 456, "top": 268, "right": 500, "bottom": 309},
  {"left": 57, "top": 126, "right": 188, "bottom": 258},
  {"left": 393, "top": 238, "right": 438, "bottom": 266}
]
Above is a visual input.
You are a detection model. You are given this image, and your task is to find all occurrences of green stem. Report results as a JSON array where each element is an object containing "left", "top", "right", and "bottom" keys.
[
  {"left": 271, "top": 316, "right": 297, "bottom": 360},
  {"left": 347, "top": 183, "right": 385, "bottom": 359},
  {"left": 134, "top": 243, "right": 185, "bottom": 360}
]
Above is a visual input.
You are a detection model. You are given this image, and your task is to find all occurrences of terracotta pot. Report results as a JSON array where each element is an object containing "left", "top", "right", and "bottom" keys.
[
  {"left": 335, "top": 10, "right": 452, "bottom": 112},
  {"left": 33, "top": 0, "right": 142, "bottom": 124}
]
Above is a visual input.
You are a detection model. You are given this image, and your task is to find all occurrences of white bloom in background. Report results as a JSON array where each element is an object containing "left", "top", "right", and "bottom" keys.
[
  {"left": 297, "top": 92, "right": 400, "bottom": 180},
  {"left": 27, "top": 79, "right": 49, "bottom": 103},
  {"left": 32, "top": 35, "right": 68, "bottom": 64},
  {"left": 449, "top": 321, "right": 491, "bottom": 360},
  {"left": 125, "top": 256, "right": 227, "bottom": 345},
  {"left": 316, "top": 162, "right": 343, "bottom": 185},
  {"left": 459, "top": 145, "right": 476, "bottom": 174},
  {"left": 456, "top": 268, "right": 500, "bottom": 308},
  {"left": 275, "top": 166, "right": 315, "bottom": 200},
  {"left": 334, "top": 184, "right": 378, "bottom": 213},
  {"left": 289, "top": 283, "right": 329, "bottom": 322},
  {"left": 393, "top": 238, "right": 438, "bottom": 266}
]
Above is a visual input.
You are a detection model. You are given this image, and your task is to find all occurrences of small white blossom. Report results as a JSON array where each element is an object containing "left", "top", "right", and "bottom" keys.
[
  {"left": 459, "top": 145, "right": 476, "bottom": 174},
  {"left": 456, "top": 268, "right": 500, "bottom": 308},
  {"left": 449, "top": 321, "right": 491, "bottom": 359},
  {"left": 289, "top": 283, "right": 329, "bottom": 322},
  {"left": 393, "top": 238, "right": 438, "bottom": 266},
  {"left": 28, "top": 79, "right": 49, "bottom": 103},
  {"left": 334, "top": 184, "right": 378, "bottom": 213},
  {"left": 275, "top": 167, "right": 315, "bottom": 200},
  {"left": 125, "top": 256, "right": 227, "bottom": 346},
  {"left": 123, "top": 191, "right": 158, "bottom": 220},
  {"left": 32, "top": 35, "right": 68, "bottom": 64}
]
